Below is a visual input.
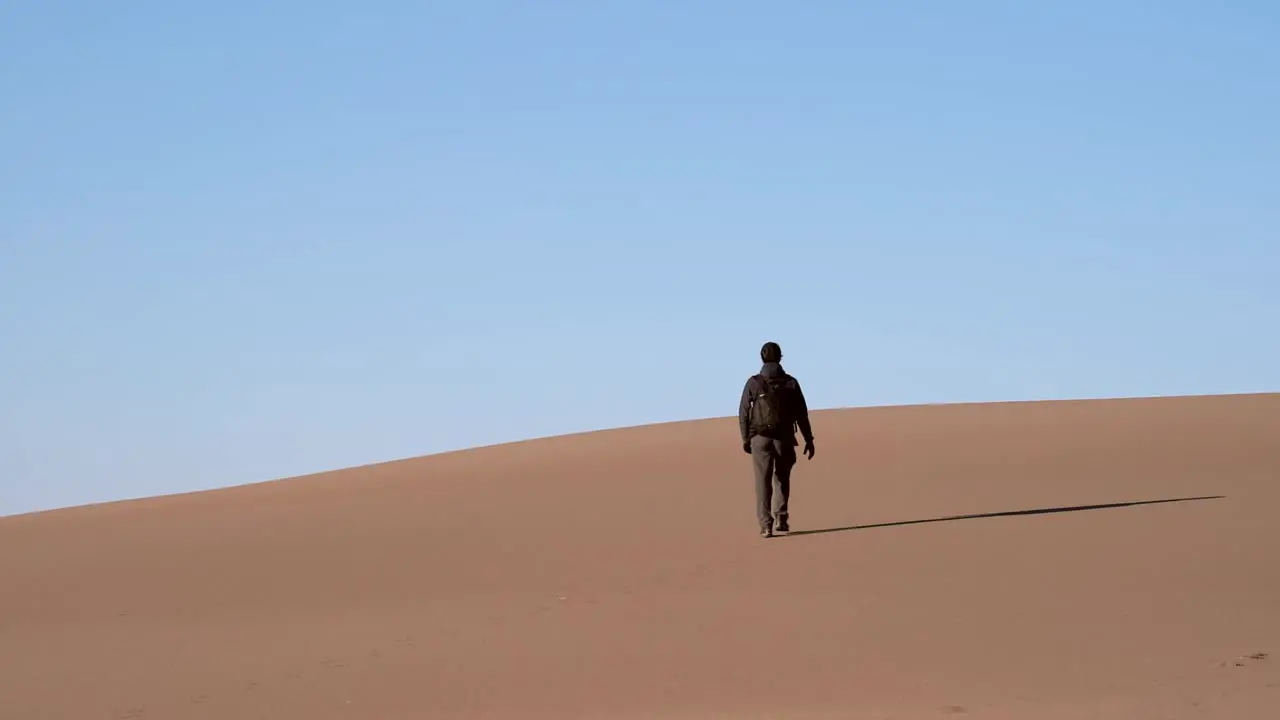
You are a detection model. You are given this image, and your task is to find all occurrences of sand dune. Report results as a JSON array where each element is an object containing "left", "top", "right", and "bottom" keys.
[{"left": 2, "top": 393, "right": 1278, "bottom": 719}]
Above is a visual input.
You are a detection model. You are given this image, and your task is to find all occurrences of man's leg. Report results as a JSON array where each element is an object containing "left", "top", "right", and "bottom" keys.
[
  {"left": 751, "top": 435, "right": 776, "bottom": 535},
  {"left": 772, "top": 440, "right": 797, "bottom": 531}
]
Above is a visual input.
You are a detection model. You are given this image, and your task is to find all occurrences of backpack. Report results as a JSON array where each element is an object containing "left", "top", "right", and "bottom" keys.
[{"left": 749, "top": 374, "right": 790, "bottom": 435}]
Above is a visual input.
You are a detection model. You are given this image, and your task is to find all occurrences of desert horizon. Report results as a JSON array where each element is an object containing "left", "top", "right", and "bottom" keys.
[
  {"left": 5, "top": 390, "right": 1268, "bottom": 520},
  {"left": 2, "top": 391, "right": 1277, "bottom": 718}
]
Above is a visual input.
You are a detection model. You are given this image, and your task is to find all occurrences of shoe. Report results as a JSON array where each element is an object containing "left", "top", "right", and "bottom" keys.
[
  {"left": 775, "top": 518, "right": 790, "bottom": 533},
  {"left": 760, "top": 526, "right": 773, "bottom": 538}
]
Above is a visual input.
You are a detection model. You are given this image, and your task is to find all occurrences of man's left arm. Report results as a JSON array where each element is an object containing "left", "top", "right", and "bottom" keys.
[{"left": 738, "top": 377, "right": 754, "bottom": 451}]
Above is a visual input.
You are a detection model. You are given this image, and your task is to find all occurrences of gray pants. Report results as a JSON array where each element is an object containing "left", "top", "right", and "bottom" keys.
[{"left": 751, "top": 434, "right": 796, "bottom": 530}]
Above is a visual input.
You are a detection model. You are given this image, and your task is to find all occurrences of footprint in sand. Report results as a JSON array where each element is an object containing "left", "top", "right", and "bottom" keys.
[{"left": 1222, "top": 651, "right": 1269, "bottom": 667}]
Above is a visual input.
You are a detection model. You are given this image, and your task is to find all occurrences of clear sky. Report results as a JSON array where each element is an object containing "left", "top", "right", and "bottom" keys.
[{"left": 3, "top": 1, "right": 1277, "bottom": 517}]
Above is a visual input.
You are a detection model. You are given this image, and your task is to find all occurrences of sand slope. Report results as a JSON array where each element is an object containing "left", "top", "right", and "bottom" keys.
[{"left": 2, "top": 393, "right": 1278, "bottom": 719}]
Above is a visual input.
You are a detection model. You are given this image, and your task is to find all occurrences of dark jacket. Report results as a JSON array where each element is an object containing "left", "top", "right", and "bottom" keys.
[{"left": 738, "top": 362, "right": 814, "bottom": 446}]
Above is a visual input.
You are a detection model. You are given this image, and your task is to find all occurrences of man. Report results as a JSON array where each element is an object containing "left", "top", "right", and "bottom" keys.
[{"left": 738, "top": 341, "right": 815, "bottom": 538}]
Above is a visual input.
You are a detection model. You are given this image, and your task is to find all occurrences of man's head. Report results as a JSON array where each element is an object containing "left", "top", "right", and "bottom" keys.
[{"left": 760, "top": 341, "right": 782, "bottom": 364}]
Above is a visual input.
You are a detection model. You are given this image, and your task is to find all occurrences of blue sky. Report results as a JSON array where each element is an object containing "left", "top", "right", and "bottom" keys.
[{"left": 3, "top": 1, "right": 1277, "bottom": 516}]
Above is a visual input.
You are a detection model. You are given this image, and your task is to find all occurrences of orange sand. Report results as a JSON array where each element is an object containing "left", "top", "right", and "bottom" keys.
[{"left": 2, "top": 393, "right": 1277, "bottom": 718}]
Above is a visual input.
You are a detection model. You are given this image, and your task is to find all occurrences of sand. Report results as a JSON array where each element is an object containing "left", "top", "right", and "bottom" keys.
[{"left": 2, "top": 393, "right": 1277, "bottom": 719}]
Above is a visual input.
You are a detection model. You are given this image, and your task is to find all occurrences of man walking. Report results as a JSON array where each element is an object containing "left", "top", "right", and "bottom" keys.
[{"left": 739, "top": 341, "right": 815, "bottom": 537}]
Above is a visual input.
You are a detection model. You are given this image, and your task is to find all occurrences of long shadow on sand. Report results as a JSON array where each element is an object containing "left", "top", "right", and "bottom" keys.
[{"left": 784, "top": 495, "right": 1225, "bottom": 538}]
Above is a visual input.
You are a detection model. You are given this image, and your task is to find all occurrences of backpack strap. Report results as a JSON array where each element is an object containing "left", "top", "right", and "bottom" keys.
[{"left": 748, "top": 374, "right": 767, "bottom": 412}]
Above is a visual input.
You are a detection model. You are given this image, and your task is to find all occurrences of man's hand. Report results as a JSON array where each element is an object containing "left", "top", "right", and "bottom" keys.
[
  {"left": 803, "top": 440, "right": 815, "bottom": 460},
  {"left": 743, "top": 440, "right": 752, "bottom": 454}
]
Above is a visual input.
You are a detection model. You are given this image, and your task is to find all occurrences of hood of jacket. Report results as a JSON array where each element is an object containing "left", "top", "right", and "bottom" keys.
[{"left": 759, "top": 362, "right": 786, "bottom": 379}]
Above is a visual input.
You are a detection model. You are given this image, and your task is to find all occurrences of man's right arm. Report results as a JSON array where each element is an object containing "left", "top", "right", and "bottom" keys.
[{"left": 792, "top": 378, "right": 814, "bottom": 447}]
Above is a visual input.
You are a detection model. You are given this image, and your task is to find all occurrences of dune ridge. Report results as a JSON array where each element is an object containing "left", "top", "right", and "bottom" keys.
[{"left": 2, "top": 392, "right": 1278, "bottom": 718}]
